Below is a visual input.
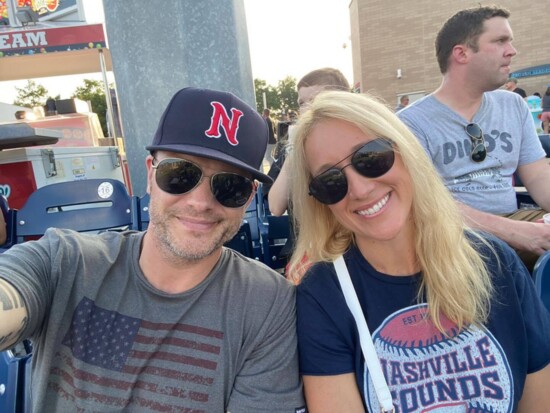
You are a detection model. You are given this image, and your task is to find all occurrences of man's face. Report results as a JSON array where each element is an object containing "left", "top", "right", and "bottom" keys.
[
  {"left": 146, "top": 151, "right": 253, "bottom": 262},
  {"left": 467, "top": 17, "right": 517, "bottom": 91}
]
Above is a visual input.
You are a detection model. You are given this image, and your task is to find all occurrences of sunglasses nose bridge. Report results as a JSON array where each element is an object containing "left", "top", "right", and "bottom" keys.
[{"left": 345, "top": 162, "right": 378, "bottom": 198}]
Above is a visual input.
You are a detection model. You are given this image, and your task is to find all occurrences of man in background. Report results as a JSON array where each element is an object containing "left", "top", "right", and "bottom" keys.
[
  {"left": 505, "top": 77, "right": 527, "bottom": 98},
  {"left": 398, "top": 6, "right": 550, "bottom": 270},
  {"left": 268, "top": 67, "right": 350, "bottom": 216},
  {"left": 394, "top": 94, "right": 409, "bottom": 112}
]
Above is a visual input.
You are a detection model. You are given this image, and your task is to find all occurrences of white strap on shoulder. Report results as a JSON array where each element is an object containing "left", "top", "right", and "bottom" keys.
[{"left": 333, "top": 255, "right": 395, "bottom": 413}]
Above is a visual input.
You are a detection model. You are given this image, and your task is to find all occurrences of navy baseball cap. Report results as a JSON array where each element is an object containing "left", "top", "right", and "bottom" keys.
[{"left": 146, "top": 87, "right": 272, "bottom": 183}]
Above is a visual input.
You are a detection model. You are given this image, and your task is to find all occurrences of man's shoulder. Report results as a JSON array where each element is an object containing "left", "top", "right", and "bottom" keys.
[
  {"left": 485, "top": 89, "right": 527, "bottom": 109},
  {"left": 397, "top": 95, "right": 434, "bottom": 118}
]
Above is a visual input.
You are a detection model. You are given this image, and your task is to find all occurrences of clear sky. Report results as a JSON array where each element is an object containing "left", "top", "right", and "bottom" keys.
[{"left": 0, "top": 0, "right": 353, "bottom": 104}]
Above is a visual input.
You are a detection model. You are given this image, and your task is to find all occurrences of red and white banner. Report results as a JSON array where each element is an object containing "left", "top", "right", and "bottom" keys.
[{"left": 0, "top": 23, "right": 106, "bottom": 56}]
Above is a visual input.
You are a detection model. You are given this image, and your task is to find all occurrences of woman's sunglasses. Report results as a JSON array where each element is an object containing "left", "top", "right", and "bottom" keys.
[
  {"left": 465, "top": 123, "right": 487, "bottom": 163},
  {"left": 152, "top": 158, "right": 254, "bottom": 208},
  {"left": 308, "top": 138, "right": 395, "bottom": 205}
]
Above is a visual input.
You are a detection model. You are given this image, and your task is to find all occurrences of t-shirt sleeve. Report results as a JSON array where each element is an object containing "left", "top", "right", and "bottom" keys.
[
  {"left": 516, "top": 97, "right": 547, "bottom": 166},
  {"left": 296, "top": 264, "right": 357, "bottom": 376},
  {"left": 226, "top": 280, "right": 305, "bottom": 413}
]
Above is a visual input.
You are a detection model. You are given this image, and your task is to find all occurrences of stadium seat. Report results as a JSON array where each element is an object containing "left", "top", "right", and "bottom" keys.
[
  {"left": 14, "top": 179, "right": 133, "bottom": 243},
  {"left": 534, "top": 251, "right": 550, "bottom": 313}
]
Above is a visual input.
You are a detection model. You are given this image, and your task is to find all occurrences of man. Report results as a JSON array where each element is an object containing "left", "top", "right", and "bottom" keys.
[
  {"left": 0, "top": 87, "right": 305, "bottom": 412},
  {"left": 296, "top": 67, "right": 351, "bottom": 112},
  {"left": 394, "top": 94, "right": 409, "bottom": 112},
  {"left": 398, "top": 6, "right": 550, "bottom": 270},
  {"left": 505, "top": 77, "right": 527, "bottom": 98},
  {"left": 262, "top": 108, "right": 276, "bottom": 169},
  {"left": 268, "top": 67, "right": 350, "bottom": 216}
]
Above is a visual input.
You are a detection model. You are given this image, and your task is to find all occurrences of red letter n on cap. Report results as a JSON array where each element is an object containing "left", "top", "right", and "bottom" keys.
[{"left": 205, "top": 102, "right": 244, "bottom": 146}]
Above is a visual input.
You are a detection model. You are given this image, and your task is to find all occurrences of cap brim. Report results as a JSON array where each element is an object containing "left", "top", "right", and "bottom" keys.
[{"left": 146, "top": 144, "right": 273, "bottom": 183}]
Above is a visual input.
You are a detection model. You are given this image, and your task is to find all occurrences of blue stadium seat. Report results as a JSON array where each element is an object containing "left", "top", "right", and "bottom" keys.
[
  {"left": 0, "top": 195, "right": 15, "bottom": 250},
  {"left": 534, "top": 251, "right": 550, "bottom": 313},
  {"left": 14, "top": 179, "right": 133, "bottom": 243},
  {"left": 224, "top": 221, "right": 253, "bottom": 258},
  {"left": 131, "top": 193, "right": 150, "bottom": 231},
  {"left": 262, "top": 214, "right": 291, "bottom": 272}
]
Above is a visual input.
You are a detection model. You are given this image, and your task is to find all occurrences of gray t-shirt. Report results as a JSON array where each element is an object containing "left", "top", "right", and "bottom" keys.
[
  {"left": 0, "top": 229, "right": 305, "bottom": 412},
  {"left": 398, "top": 90, "right": 546, "bottom": 214}
]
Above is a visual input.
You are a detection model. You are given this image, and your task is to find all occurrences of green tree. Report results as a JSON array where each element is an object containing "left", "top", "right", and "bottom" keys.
[
  {"left": 13, "top": 80, "right": 48, "bottom": 108},
  {"left": 72, "top": 79, "right": 108, "bottom": 136},
  {"left": 254, "top": 78, "right": 278, "bottom": 113},
  {"left": 276, "top": 76, "right": 298, "bottom": 116},
  {"left": 253, "top": 76, "right": 298, "bottom": 118}
]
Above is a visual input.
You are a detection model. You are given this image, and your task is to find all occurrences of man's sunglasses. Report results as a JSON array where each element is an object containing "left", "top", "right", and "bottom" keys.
[
  {"left": 152, "top": 158, "right": 254, "bottom": 208},
  {"left": 465, "top": 123, "right": 487, "bottom": 163},
  {"left": 308, "top": 138, "right": 395, "bottom": 205}
]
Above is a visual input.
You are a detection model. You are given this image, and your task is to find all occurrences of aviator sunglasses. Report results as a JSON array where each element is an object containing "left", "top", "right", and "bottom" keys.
[
  {"left": 465, "top": 123, "right": 487, "bottom": 163},
  {"left": 152, "top": 158, "right": 254, "bottom": 208},
  {"left": 308, "top": 138, "right": 395, "bottom": 205}
]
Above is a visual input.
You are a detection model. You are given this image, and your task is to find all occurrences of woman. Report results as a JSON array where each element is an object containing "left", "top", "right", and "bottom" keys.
[
  {"left": 541, "top": 86, "right": 550, "bottom": 134},
  {"left": 288, "top": 91, "right": 550, "bottom": 413}
]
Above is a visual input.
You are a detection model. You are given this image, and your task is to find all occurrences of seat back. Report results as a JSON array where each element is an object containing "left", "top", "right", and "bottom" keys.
[
  {"left": 0, "top": 342, "right": 32, "bottom": 413},
  {"left": 263, "top": 214, "right": 291, "bottom": 271},
  {"left": 243, "top": 195, "right": 265, "bottom": 260},
  {"left": 534, "top": 251, "right": 550, "bottom": 313},
  {"left": 1, "top": 195, "right": 16, "bottom": 249},
  {"left": 131, "top": 193, "right": 150, "bottom": 231},
  {"left": 224, "top": 221, "right": 254, "bottom": 258},
  {"left": 15, "top": 179, "right": 132, "bottom": 241},
  {"left": 533, "top": 251, "right": 550, "bottom": 311}
]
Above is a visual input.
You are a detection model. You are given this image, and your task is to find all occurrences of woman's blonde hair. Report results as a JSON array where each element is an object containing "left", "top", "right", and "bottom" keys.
[{"left": 287, "top": 91, "right": 494, "bottom": 333}]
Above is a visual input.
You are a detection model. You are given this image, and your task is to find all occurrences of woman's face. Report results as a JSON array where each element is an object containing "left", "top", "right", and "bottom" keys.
[{"left": 305, "top": 118, "right": 415, "bottom": 248}]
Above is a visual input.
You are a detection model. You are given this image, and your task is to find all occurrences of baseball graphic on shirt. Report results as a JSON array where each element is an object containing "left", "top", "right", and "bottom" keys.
[{"left": 365, "top": 304, "right": 513, "bottom": 413}]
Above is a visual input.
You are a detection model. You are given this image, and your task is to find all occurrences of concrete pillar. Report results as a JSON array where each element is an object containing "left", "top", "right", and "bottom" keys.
[{"left": 102, "top": 0, "right": 255, "bottom": 196}]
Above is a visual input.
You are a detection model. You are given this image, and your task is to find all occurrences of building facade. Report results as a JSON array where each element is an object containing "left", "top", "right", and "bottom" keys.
[{"left": 349, "top": 0, "right": 550, "bottom": 108}]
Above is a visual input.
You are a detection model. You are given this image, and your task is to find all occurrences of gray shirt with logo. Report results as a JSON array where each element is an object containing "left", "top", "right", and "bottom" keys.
[
  {"left": 398, "top": 90, "right": 546, "bottom": 214},
  {"left": 0, "top": 229, "right": 304, "bottom": 412}
]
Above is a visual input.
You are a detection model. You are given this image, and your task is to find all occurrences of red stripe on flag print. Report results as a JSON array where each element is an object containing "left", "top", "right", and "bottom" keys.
[{"left": 50, "top": 297, "right": 223, "bottom": 411}]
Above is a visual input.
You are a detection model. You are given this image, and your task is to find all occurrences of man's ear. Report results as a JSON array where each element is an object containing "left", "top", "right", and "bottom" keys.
[
  {"left": 244, "top": 181, "right": 258, "bottom": 209},
  {"left": 145, "top": 155, "right": 155, "bottom": 194},
  {"left": 451, "top": 44, "right": 470, "bottom": 65}
]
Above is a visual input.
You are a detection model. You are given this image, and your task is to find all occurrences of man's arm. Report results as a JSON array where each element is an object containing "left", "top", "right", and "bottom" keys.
[
  {"left": 0, "top": 277, "right": 28, "bottom": 350},
  {"left": 268, "top": 159, "right": 291, "bottom": 216},
  {"left": 458, "top": 203, "right": 550, "bottom": 255},
  {"left": 517, "top": 158, "right": 550, "bottom": 212}
]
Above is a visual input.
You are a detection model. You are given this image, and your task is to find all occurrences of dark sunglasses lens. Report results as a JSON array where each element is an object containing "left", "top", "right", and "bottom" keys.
[
  {"left": 471, "top": 143, "right": 487, "bottom": 163},
  {"left": 211, "top": 173, "right": 253, "bottom": 208},
  {"left": 155, "top": 159, "right": 202, "bottom": 194},
  {"left": 352, "top": 139, "right": 395, "bottom": 178},
  {"left": 309, "top": 169, "right": 348, "bottom": 205},
  {"left": 466, "top": 123, "right": 482, "bottom": 139}
]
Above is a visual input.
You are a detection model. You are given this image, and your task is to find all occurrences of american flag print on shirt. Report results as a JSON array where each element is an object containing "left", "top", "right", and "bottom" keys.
[{"left": 49, "top": 297, "right": 224, "bottom": 412}]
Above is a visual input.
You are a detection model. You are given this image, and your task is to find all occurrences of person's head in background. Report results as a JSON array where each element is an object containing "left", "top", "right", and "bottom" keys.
[
  {"left": 504, "top": 78, "right": 518, "bottom": 91},
  {"left": 297, "top": 67, "right": 350, "bottom": 112},
  {"left": 14, "top": 110, "right": 27, "bottom": 120},
  {"left": 435, "top": 6, "right": 514, "bottom": 91},
  {"left": 400, "top": 95, "right": 410, "bottom": 106},
  {"left": 262, "top": 108, "right": 271, "bottom": 119}
]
